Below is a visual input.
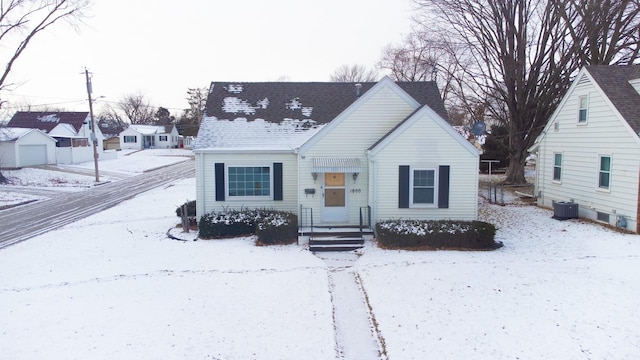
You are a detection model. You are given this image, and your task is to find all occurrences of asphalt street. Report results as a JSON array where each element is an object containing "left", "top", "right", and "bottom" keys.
[{"left": 0, "top": 159, "right": 195, "bottom": 249}]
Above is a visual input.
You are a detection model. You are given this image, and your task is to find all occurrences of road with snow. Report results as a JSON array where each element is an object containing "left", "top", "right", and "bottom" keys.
[{"left": 0, "top": 160, "right": 194, "bottom": 249}]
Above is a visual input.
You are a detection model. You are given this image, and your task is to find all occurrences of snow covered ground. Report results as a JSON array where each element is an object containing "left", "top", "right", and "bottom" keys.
[{"left": 1, "top": 155, "right": 639, "bottom": 359}]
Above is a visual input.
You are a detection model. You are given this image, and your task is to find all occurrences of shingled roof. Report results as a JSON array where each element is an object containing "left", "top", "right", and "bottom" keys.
[
  {"left": 203, "top": 80, "right": 448, "bottom": 124},
  {"left": 7, "top": 112, "right": 90, "bottom": 133},
  {"left": 196, "top": 79, "right": 448, "bottom": 150},
  {"left": 585, "top": 64, "right": 640, "bottom": 134}
]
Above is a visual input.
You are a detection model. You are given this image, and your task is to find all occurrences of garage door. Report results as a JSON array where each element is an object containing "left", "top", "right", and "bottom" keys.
[{"left": 19, "top": 145, "right": 47, "bottom": 166}]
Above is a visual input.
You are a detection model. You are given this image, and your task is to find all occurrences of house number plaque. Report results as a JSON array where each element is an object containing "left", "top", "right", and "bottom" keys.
[{"left": 350, "top": 189, "right": 362, "bottom": 193}]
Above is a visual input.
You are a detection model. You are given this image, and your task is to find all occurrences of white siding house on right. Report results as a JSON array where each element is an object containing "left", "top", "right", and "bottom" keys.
[{"left": 530, "top": 65, "right": 640, "bottom": 233}]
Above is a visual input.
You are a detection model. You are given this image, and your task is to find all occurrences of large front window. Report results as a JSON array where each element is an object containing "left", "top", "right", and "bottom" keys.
[
  {"left": 228, "top": 166, "right": 271, "bottom": 197},
  {"left": 124, "top": 135, "right": 137, "bottom": 143},
  {"left": 599, "top": 155, "right": 611, "bottom": 189},
  {"left": 411, "top": 168, "right": 436, "bottom": 205}
]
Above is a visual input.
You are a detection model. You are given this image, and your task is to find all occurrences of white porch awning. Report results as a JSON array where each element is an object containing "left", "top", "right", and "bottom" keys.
[{"left": 311, "top": 157, "right": 361, "bottom": 173}]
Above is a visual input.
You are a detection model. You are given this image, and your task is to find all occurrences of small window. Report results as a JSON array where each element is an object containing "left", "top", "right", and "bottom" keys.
[
  {"left": 597, "top": 212, "right": 610, "bottom": 223},
  {"left": 159, "top": 135, "right": 168, "bottom": 141},
  {"left": 578, "top": 95, "right": 588, "bottom": 123},
  {"left": 553, "top": 153, "right": 562, "bottom": 181},
  {"left": 228, "top": 166, "right": 271, "bottom": 197},
  {"left": 411, "top": 168, "right": 436, "bottom": 205},
  {"left": 124, "top": 135, "right": 137, "bottom": 143},
  {"left": 598, "top": 155, "right": 611, "bottom": 189}
]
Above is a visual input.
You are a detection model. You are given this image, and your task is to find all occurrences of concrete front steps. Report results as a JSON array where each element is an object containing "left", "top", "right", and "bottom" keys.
[{"left": 299, "top": 226, "right": 374, "bottom": 252}]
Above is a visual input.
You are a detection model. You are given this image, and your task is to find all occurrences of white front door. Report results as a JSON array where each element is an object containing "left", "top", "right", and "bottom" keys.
[{"left": 322, "top": 172, "right": 348, "bottom": 223}]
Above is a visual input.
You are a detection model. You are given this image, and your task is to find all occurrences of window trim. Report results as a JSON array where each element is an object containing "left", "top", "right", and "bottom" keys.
[
  {"left": 226, "top": 164, "right": 273, "bottom": 200},
  {"left": 578, "top": 95, "right": 589, "bottom": 124},
  {"left": 409, "top": 167, "right": 438, "bottom": 208},
  {"left": 123, "top": 135, "right": 137, "bottom": 143},
  {"left": 552, "top": 152, "right": 562, "bottom": 182},
  {"left": 597, "top": 154, "right": 612, "bottom": 191},
  {"left": 159, "top": 135, "right": 168, "bottom": 141}
]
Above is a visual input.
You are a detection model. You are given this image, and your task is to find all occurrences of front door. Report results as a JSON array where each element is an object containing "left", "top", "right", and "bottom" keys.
[{"left": 322, "top": 172, "right": 348, "bottom": 223}]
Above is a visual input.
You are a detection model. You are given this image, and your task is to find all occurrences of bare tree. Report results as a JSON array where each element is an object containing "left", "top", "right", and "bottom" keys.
[
  {"left": 414, "top": 0, "right": 640, "bottom": 184},
  {"left": 0, "top": 0, "right": 90, "bottom": 105},
  {"left": 330, "top": 64, "right": 378, "bottom": 82},
  {"left": 176, "top": 87, "right": 207, "bottom": 136},
  {"left": 118, "top": 93, "right": 155, "bottom": 124},
  {"left": 551, "top": 0, "right": 640, "bottom": 65},
  {"left": 377, "top": 30, "right": 470, "bottom": 107},
  {"left": 0, "top": 0, "right": 90, "bottom": 184}
]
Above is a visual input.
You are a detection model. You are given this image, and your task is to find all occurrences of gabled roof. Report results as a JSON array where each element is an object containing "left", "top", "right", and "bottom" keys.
[
  {"left": 127, "top": 124, "right": 175, "bottom": 135},
  {"left": 196, "top": 78, "right": 448, "bottom": 150},
  {"left": 585, "top": 64, "right": 640, "bottom": 134},
  {"left": 0, "top": 127, "right": 56, "bottom": 142},
  {"left": 203, "top": 80, "right": 448, "bottom": 124},
  {"left": 7, "top": 112, "right": 89, "bottom": 133}
]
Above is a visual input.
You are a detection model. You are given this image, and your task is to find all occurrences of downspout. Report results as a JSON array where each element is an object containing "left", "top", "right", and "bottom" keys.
[
  {"left": 198, "top": 152, "right": 206, "bottom": 219},
  {"left": 366, "top": 149, "right": 375, "bottom": 229}
]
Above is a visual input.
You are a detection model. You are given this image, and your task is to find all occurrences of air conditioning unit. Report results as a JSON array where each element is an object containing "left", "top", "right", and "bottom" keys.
[{"left": 553, "top": 201, "right": 579, "bottom": 220}]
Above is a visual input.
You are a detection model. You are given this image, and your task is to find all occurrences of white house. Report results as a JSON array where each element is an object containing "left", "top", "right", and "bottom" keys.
[
  {"left": 0, "top": 127, "right": 57, "bottom": 168},
  {"left": 119, "top": 125, "right": 180, "bottom": 150},
  {"left": 529, "top": 64, "right": 640, "bottom": 233},
  {"left": 7, "top": 111, "right": 104, "bottom": 164},
  {"left": 194, "top": 78, "right": 479, "bottom": 247}
]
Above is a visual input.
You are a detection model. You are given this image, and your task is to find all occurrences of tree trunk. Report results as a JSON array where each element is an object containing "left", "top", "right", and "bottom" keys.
[{"left": 505, "top": 125, "right": 528, "bottom": 185}]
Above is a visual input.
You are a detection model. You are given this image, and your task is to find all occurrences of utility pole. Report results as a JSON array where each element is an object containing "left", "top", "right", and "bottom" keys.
[{"left": 85, "top": 67, "right": 100, "bottom": 182}]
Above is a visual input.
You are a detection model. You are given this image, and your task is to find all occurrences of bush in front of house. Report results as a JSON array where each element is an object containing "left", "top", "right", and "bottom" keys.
[
  {"left": 198, "top": 209, "right": 256, "bottom": 238},
  {"left": 254, "top": 210, "right": 298, "bottom": 245},
  {"left": 375, "top": 219, "right": 500, "bottom": 250},
  {"left": 198, "top": 208, "right": 297, "bottom": 245},
  {"left": 175, "top": 200, "right": 196, "bottom": 218}
]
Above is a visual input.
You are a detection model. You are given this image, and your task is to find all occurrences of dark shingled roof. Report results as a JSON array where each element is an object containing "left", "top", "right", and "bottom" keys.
[
  {"left": 585, "top": 64, "right": 640, "bottom": 134},
  {"left": 204, "top": 81, "right": 448, "bottom": 124},
  {"left": 7, "top": 111, "right": 90, "bottom": 133}
]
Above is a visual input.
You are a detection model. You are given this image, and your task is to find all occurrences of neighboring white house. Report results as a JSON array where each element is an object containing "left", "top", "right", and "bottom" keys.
[
  {"left": 6, "top": 112, "right": 104, "bottom": 164},
  {"left": 529, "top": 64, "right": 640, "bottom": 233},
  {"left": 119, "top": 125, "right": 180, "bottom": 150},
  {"left": 0, "top": 127, "right": 57, "bottom": 168},
  {"left": 194, "top": 77, "right": 479, "bottom": 245}
]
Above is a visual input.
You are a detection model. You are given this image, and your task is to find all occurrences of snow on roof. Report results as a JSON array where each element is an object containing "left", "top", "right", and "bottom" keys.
[
  {"left": 128, "top": 125, "right": 168, "bottom": 135},
  {"left": 193, "top": 116, "right": 324, "bottom": 150},
  {"left": 196, "top": 80, "right": 448, "bottom": 151},
  {"left": 48, "top": 123, "right": 78, "bottom": 137},
  {"left": 0, "top": 127, "right": 34, "bottom": 141}
]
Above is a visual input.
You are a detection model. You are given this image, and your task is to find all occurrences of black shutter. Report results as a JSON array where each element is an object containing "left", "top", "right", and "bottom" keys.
[
  {"left": 399, "top": 165, "right": 410, "bottom": 208},
  {"left": 438, "top": 165, "right": 450, "bottom": 208},
  {"left": 273, "top": 163, "right": 283, "bottom": 201},
  {"left": 215, "top": 163, "right": 225, "bottom": 201}
]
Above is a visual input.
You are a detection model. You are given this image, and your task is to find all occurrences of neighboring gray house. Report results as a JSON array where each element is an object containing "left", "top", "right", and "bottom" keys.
[
  {"left": 194, "top": 77, "right": 479, "bottom": 246},
  {"left": 119, "top": 125, "right": 180, "bottom": 150},
  {"left": 529, "top": 65, "right": 640, "bottom": 233}
]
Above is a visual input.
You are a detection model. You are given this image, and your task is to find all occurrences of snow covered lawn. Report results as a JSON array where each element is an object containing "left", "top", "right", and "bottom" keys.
[{"left": 1, "top": 161, "right": 639, "bottom": 358}]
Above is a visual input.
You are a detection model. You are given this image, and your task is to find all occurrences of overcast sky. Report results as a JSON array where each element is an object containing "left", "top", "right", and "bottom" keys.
[{"left": 2, "top": 0, "right": 414, "bottom": 117}]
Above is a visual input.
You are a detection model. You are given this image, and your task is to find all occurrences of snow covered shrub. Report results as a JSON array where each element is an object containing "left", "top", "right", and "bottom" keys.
[
  {"left": 175, "top": 200, "right": 196, "bottom": 218},
  {"left": 198, "top": 208, "right": 297, "bottom": 244},
  {"left": 254, "top": 209, "right": 297, "bottom": 245},
  {"left": 375, "top": 220, "right": 499, "bottom": 250},
  {"left": 198, "top": 209, "right": 256, "bottom": 239}
]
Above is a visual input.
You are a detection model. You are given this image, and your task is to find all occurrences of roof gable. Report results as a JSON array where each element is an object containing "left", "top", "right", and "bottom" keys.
[
  {"left": 0, "top": 127, "right": 56, "bottom": 142},
  {"left": 7, "top": 112, "right": 89, "bottom": 133},
  {"left": 369, "top": 105, "right": 479, "bottom": 157},
  {"left": 584, "top": 64, "right": 640, "bottom": 135}
]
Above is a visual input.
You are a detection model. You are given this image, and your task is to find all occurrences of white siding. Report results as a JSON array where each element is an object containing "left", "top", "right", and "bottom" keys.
[
  {"left": 0, "top": 141, "right": 17, "bottom": 168},
  {"left": 119, "top": 128, "right": 143, "bottom": 150},
  {"left": 196, "top": 151, "right": 298, "bottom": 218},
  {"left": 535, "top": 74, "right": 640, "bottom": 231},
  {"left": 373, "top": 112, "right": 478, "bottom": 222},
  {"left": 298, "top": 85, "right": 417, "bottom": 225}
]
